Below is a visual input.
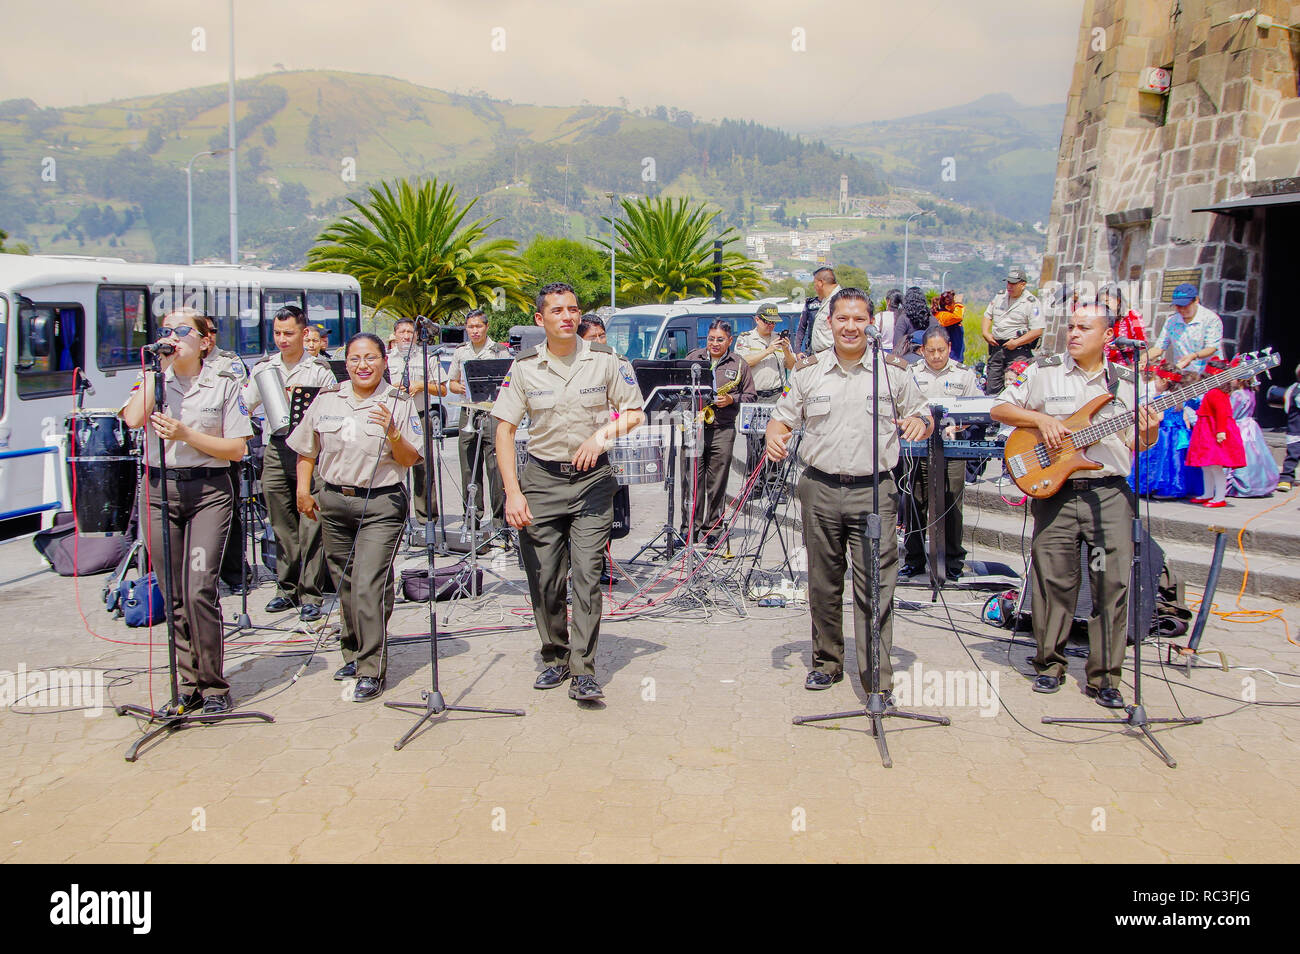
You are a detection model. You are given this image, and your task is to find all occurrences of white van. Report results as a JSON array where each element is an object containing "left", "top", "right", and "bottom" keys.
[{"left": 604, "top": 297, "right": 804, "bottom": 361}]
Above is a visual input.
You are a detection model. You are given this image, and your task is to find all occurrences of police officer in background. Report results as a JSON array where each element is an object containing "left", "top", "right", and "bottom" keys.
[
  {"left": 120, "top": 309, "right": 252, "bottom": 716},
  {"left": 734, "top": 303, "right": 794, "bottom": 483},
  {"left": 901, "top": 326, "right": 980, "bottom": 581},
  {"left": 681, "top": 320, "right": 756, "bottom": 548},
  {"left": 991, "top": 304, "right": 1159, "bottom": 707},
  {"left": 447, "top": 309, "right": 506, "bottom": 532},
  {"left": 290, "top": 333, "right": 424, "bottom": 702},
  {"left": 244, "top": 305, "right": 337, "bottom": 622},
  {"left": 388, "top": 317, "right": 449, "bottom": 525},
  {"left": 765, "top": 289, "right": 932, "bottom": 692},
  {"left": 493, "top": 282, "right": 645, "bottom": 702},
  {"left": 981, "top": 266, "right": 1044, "bottom": 395}
]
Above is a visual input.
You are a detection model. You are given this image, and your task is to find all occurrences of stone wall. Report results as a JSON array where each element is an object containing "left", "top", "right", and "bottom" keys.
[{"left": 1043, "top": 0, "right": 1300, "bottom": 353}]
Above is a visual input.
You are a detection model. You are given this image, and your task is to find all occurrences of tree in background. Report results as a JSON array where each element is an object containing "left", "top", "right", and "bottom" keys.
[
  {"left": 0, "top": 228, "right": 31, "bottom": 255},
  {"left": 305, "top": 178, "right": 532, "bottom": 320},
  {"left": 594, "top": 196, "right": 764, "bottom": 305},
  {"left": 486, "top": 236, "right": 609, "bottom": 340}
]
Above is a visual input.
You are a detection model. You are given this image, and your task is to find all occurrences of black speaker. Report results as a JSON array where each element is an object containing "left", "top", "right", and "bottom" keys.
[{"left": 1015, "top": 532, "right": 1162, "bottom": 643}]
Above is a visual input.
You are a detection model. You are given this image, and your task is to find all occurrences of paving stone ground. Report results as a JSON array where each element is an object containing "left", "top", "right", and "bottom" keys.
[{"left": 2, "top": 449, "right": 1298, "bottom": 864}]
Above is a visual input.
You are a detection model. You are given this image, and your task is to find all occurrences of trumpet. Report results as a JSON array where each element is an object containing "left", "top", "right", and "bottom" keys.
[{"left": 700, "top": 377, "right": 741, "bottom": 424}]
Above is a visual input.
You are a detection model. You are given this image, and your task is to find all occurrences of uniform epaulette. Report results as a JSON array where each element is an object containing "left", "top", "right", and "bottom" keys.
[
  {"left": 955, "top": 362, "right": 970, "bottom": 371},
  {"left": 1035, "top": 354, "right": 1064, "bottom": 368},
  {"left": 516, "top": 346, "right": 539, "bottom": 361},
  {"left": 794, "top": 354, "right": 819, "bottom": 371},
  {"left": 1114, "top": 364, "right": 1136, "bottom": 382},
  {"left": 885, "top": 354, "right": 910, "bottom": 371},
  {"left": 215, "top": 364, "right": 244, "bottom": 381},
  {"left": 390, "top": 388, "right": 412, "bottom": 401},
  {"left": 313, "top": 356, "right": 334, "bottom": 371},
  {"left": 587, "top": 343, "right": 614, "bottom": 354}
]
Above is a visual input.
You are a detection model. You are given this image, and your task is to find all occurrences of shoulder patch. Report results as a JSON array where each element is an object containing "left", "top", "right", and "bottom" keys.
[{"left": 1035, "top": 355, "right": 1064, "bottom": 368}]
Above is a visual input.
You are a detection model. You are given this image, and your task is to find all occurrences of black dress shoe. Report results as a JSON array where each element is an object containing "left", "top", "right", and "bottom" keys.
[
  {"left": 533, "top": 665, "right": 571, "bottom": 690},
  {"left": 1086, "top": 685, "right": 1126, "bottom": 709},
  {"left": 946, "top": 566, "right": 964, "bottom": 582},
  {"left": 598, "top": 570, "right": 616, "bottom": 586},
  {"left": 353, "top": 676, "right": 384, "bottom": 702},
  {"left": 805, "top": 670, "right": 844, "bottom": 690},
  {"left": 898, "top": 564, "right": 925, "bottom": 579},
  {"left": 704, "top": 534, "right": 719, "bottom": 549},
  {"left": 333, "top": 661, "right": 357, "bottom": 681},
  {"left": 299, "top": 603, "right": 324, "bottom": 622},
  {"left": 568, "top": 675, "right": 605, "bottom": 701},
  {"left": 201, "top": 694, "right": 234, "bottom": 719},
  {"left": 161, "top": 691, "right": 203, "bottom": 717},
  {"left": 265, "top": 596, "right": 295, "bottom": 613},
  {"left": 1032, "top": 674, "right": 1063, "bottom": 693}
]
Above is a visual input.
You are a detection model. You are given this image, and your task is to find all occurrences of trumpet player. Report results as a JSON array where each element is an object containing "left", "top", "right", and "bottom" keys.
[{"left": 680, "top": 320, "right": 755, "bottom": 548}]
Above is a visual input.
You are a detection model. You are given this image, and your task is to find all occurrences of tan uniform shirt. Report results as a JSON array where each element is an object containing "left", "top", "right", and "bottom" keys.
[
  {"left": 491, "top": 340, "right": 645, "bottom": 462},
  {"left": 986, "top": 290, "right": 1044, "bottom": 342},
  {"left": 733, "top": 329, "right": 786, "bottom": 392},
  {"left": 772, "top": 348, "right": 929, "bottom": 474},
  {"left": 243, "top": 352, "right": 337, "bottom": 416},
  {"left": 809, "top": 284, "right": 842, "bottom": 354},
  {"left": 997, "top": 353, "right": 1136, "bottom": 478},
  {"left": 287, "top": 381, "right": 424, "bottom": 487},
  {"left": 388, "top": 344, "right": 444, "bottom": 389},
  {"left": 448, "top": 340, "right": 505, "bottom": 400},
  {"left": 209, "top": 348, "right": 248, "bottom": 382},
  {"left": 121, "top": 361, "right": 253, "bottom": 468},
  {"left": 911, "top": 358, "right": 981, "bottom": 404}
]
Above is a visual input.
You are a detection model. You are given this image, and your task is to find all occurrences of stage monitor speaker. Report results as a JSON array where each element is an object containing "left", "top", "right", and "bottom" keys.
[{"left": 1014, "top": 531, "right": 1162, "bottom": 643}]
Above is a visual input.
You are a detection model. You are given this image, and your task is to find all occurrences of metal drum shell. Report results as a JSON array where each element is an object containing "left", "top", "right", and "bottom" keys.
[
  {"left": 610, "top": 433, "right": 667, "bottom": 485},
  {"left": 253, "top": 363, "right": 293, "bottom": 436}
]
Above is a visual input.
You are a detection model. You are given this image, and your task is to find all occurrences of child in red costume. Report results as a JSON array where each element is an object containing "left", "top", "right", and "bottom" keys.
[{"left": 1185, "top": 358, "right": 1246, "bottom": 507}]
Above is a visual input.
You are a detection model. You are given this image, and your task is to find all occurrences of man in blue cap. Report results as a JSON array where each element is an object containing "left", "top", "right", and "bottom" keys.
[{"left": 1145, "top": 283, "right": 1223, "bottom": 373}]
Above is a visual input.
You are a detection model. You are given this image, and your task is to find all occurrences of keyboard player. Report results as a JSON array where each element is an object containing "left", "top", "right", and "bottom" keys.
[{"left": 902, "top": 326, "right": 980, "bottom": 581}]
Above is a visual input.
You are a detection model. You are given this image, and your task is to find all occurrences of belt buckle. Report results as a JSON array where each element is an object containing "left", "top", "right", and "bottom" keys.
[
  {"left": 558, "top": 462, "right": 576, "bottom": 476},
  {"left": 341, "top": 486, "right": 357, "bottom": 497}
]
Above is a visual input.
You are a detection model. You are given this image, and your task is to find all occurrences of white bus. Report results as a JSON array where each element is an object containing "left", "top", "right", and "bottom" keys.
[{"left": 0, "top": 254, "right": 361, "bottom": 528}]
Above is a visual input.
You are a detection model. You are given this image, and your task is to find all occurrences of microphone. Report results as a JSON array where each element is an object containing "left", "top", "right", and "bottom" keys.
[
  {"left": 863, "top": 324, "right": 882, "bottom": 340},
  {"left": 1113, "top": 337, "right": 1148, "bottom": 350},
  {"left": 142, "top": 341, "right": 176, "bottom": 356}
]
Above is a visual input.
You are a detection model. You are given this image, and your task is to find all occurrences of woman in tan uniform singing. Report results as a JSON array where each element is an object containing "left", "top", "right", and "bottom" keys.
[
  {"left": 289, "top": 333, "right": 423, "bottom": 701},
  {"left": 120, "top": 308, "right": 252, "bottom": 717}
]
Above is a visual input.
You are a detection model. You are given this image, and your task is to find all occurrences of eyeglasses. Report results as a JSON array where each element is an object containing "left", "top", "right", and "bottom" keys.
[
  {"left": 158, "top": 326, "right": 199, "bottom": 340},
  {"left": 346, "top": 355, "right": 384, "bottom": 366}
]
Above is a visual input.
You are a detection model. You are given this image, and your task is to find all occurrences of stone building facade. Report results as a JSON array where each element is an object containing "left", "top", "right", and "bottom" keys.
[{"left": 1044, "top": 0, "right": 1300, "bottom": 373}]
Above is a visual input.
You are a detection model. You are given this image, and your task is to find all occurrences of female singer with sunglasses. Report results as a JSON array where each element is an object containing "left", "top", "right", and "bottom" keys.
[
  {"left": 288, "top": 333, "right": 423, "bottom": 701},
  {"left": 120, "top": 308, "right": 253, "bottom": 716}
]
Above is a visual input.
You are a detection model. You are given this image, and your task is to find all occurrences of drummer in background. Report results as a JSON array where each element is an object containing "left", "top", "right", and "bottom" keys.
[
  {"left": 901, "top": 326, "right": 980, "bottom": 582},
  {"left": 447, "top": 309, "right": 507, "bottom": 532},
  {"left": 289, "top": 333, "right": 423, "bottom": 701},
  {"left": 120, "top": 308, "right": 252, "bottom": 717},
  {"left": 389, "top": 317, "right": 449, "bottom": 526},
  {"left": 244, "top": 305, "right": 337, "bottom": 621}
]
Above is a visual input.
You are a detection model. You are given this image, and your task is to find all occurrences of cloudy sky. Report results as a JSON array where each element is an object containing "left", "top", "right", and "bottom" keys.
[{"left": 3, "top": 0, "right": 1084, "bottom": 128}]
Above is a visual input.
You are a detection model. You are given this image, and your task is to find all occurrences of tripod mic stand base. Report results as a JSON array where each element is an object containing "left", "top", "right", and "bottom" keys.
[
  {"left": 115, "top": 703, "right": 275, "bottom": 763},
  {"left": 794, "top": 692, "right": 950, "bottom": 769},
  {"left": 384, "top": 690, "right": 525, "bottom": 751},
  {"left": 1043, "top": 705, "right": 1202, "bottom": 769}
]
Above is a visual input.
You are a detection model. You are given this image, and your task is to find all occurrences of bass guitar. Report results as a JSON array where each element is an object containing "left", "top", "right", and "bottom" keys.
[{"left": 1003, "top": 350, "right": 1278, "bottom": 499}]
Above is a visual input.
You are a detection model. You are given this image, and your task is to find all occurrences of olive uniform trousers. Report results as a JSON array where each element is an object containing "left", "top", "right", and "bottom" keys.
[
  {"left": 320, "top": 485, "right": 407, "bottom": 680},
  {"left": 1029, "top": 478, "right": 1132, "bottom": 690},
  {"left": 680, "top": 423, "right": 736, "bottom": 537},
  {"left": 902, "top": 457, "right": 968, "bottom": 575},
  {"left": 262, "top": 439, "right": 326, "bottom": 606},
  {"left": 458, "top": 408, "right": 505, "bottom": 528},
  {"left": 798, "top": 469, "right": 901, "bottom": 689},
  {"left": 517, "top": 458, "right": 617, "bottom": 677},
  {"left": 145, "top": 470, "right": 235, "bottom": 697}
]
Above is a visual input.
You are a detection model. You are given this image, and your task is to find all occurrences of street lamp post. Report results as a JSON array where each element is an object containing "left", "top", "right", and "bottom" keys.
[
  {"left": 187, "top": 148, "right": 231, "bottom": 265},
  {"left": 606, "top": 192, "right": 617, "bottom": 309},
  {"left": 941, "top": 269, "right": 950, "bottom": 292},
  {"left": 902, "top": 210, "right": 932, "bottom": 289}
]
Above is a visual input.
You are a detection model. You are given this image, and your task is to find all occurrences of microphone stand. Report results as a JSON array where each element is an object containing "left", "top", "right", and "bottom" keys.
[
  {"left": 1042, "top": 338, "right": 1201, "bottom": 768},
  {"left": 385, "top": 320, "right": 524, "bottom": 750},
  {"left": 116, "top": 350, "right": 273, "bottom": 762},
  {"left": 793, "top": 331, "right": 949, "bottom": 768}
]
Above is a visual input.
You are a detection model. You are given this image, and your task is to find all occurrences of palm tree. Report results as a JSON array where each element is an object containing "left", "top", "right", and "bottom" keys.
[
  {"left": 306, "top": 178, "right": 532, "bottom": 320},
  {"left": 594, "top": 196, "right": 765, "bottom": 304}
]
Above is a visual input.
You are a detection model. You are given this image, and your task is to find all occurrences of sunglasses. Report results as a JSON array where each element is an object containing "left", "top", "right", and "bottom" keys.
[{"left": 158, "top": 325, "right": 199, "bottom": 340}]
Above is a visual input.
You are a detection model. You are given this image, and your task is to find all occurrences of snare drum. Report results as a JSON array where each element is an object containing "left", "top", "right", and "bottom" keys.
[
  {"left": 610, "top": 433, "right": 666, "bottom": 485},
  {"left": 65, "top": 410, "right": 139, "bottom": 534}
]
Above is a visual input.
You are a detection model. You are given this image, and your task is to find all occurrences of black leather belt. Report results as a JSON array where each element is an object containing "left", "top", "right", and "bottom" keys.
[
  {"left": 1067, "top": 476, "right": 1126, "bottom": 491},
  {"left": 324, "top": 482, "right": 405, "bottom": 497},
  {"left": 756, "top": 387, "right": 783, "bottom": 399},
  {"left": 806, "top": 466, "right": 882, "bottom": 487},
  {"left": 146, "top": 466, "right": 228, "bottom": 482},
  {"left": 528, "top": 454, "right": 609, "bottom": 478}
]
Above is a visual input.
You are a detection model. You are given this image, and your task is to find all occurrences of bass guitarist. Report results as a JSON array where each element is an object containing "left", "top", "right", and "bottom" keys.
[{"left": 990, "top": 305, "right": 1159, "bottom": 708}]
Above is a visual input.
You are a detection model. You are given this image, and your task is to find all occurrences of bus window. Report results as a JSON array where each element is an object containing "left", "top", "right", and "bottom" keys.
[
  {"left": 307, "top": 291, "right": 341, "bottom": 345},
  {"left": 657, "top": 328, "right": 690, "bottom": 359},
  {"left": 342, "top": 291, "right": 360, "bottom": 340},
  {"left": 18, "top": 302, "right": 85, "bottom": 399},
  {"left": 0, "top": 297, "right": 7, "bottom": 418},
  {"left": 605, "top": 312, "right": 663, "bottom": 361},
  {"left": 262, "top": 289, "right": 305, "bottom": 349},
  {"left": 97, "top": 287, "right": 150, "bottom": 369},
  {"left": 207, "top": 285, "right": 262, "bottom": 357},
  {"left": 695, "top": 315, "right": 752, "bottom": 351}
]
